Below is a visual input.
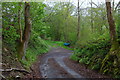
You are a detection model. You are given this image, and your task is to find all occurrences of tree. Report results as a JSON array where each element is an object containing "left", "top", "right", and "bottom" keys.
[
  {"left": 18, "top": 2, "right": 23, "bottom": 43},
  {"left": 100, "top": 0, "right": 120, "bottom": 74},
  {"left": 90, "top": 0, "right": 94, "bottom": 32},
  {"left": 44, "top": 2, "right": 77, "bottom": 42},
  {"left": 106, "top": 0, "right": 117, "bottom": 44},
  {"left": 77, "top": 0, "right": 80, "bottom": 40},
  {"left": 18, "top": 2, "right": 32, "bottom": 60},
  {"left": 117, "top": 2, "right": 120, "bottom": 38}
]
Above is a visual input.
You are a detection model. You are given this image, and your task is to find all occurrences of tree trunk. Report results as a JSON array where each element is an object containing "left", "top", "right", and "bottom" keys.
[
  {"left": 118, "top": 3, "right": 120, "bottom": 39},
  {"left": 77, "top": 0, "right": 80, "bottom": 40},
  {"left": 18, "top": 2, "right": 32, "bottom": 60},
  {"left": 17, "top": 2, "right": 24, "bottom": 59},
  {"left": 100, "top": 0, "right": 120, "bottom": 74},
  {"left": 22, "top": 2, "right": 32, "bottom": 59},
  {"left": 91, "top": 0, "right": 94, "bottom": 32},
  {"left": 64, "top": 4, "right": 69, "bottom": 42},
  {"left": 106, "top": 0, "right": 117, "bottom": 46},
  {"left": 18, "top": 2, "right": 23, "bottom": 43}
]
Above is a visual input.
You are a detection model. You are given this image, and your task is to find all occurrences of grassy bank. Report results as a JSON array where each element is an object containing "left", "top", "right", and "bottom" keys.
[
  {"left": 46, "top": 40, "right": 74, "bottom": 50},
  {"left": 21, "top": 34, "right": 49, "bottom": 69},
  {"left": 70, "top": 39, "right": 120, "bottom": 78}
]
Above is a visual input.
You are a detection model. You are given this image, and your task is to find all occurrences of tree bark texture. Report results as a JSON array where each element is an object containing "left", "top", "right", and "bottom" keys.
[
  {"left": 18, "top": 2, "right": 32, "bottom": 60},
  {"left": 106, "top": 1, "right": 117, "bottom": 43},
  {"left": 77, "top": 0, "right": 80, "bottom": 40}
]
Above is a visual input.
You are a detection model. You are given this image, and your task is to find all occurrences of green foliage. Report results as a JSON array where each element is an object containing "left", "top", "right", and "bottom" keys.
[
  {"left": 91, "top": 64, "right": 100, "bottom": 70},
  {"left": 45, "top": 2, "right": 77, "bottom": 42},
  {"left": 2, "top": 2, "right": 49, "bottom": 69},
  {"left": 2, "top": 2, "right": 120, "bottom": 78},
  {"left": 71, "top": 37, "right": 120, "bottom": 77},
  {"left": 21, "top": 31, "right": 49, "bottom": 68},
  {"left": 2, "top": 2, "right": 20, "bottom": 52},
  {"left": 71, "top": 38, "right": 111, "bottom": 70},
  {"left": 70, "top": 54, "right": 79, "bottom": 61},
  {"left": 30, "top": 2, "right": 49, "bottom": 39},
  {"left": 20, "top": 2, "right": 50, "bottom": 68},
  {"left": 29, "top": 30, "right": 49, "bottom": 52},
  {"left": 3, "top": 25, "right": 19, "bottom": 52}
]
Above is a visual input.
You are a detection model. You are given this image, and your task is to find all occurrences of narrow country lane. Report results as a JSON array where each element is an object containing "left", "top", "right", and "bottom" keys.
[{"left": 39, "top": 47, "right": 83, "bottom": 78}]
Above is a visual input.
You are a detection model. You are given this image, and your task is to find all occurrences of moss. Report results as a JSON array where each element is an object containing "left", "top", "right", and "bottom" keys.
[
  {"left": 17, "top": 41, "right": 24, "bottom": 60},
  {"left": 100, "top": 46, "right": 120, "bottom": 77},
  {"left": 110, "top": 41, "right": 119, "bottom": 52}
]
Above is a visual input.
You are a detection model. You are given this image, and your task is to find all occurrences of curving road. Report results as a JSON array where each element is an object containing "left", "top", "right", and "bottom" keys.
[{"left": 39, "top": 47, "right": 83, "bottom": 78}]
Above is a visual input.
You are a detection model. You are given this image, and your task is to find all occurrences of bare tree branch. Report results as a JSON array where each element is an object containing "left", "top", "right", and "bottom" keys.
[
  {"left": 115, "top": 1, "right": 120, "bottom": 11},
  {"left": 89, "top": 2, "right": 99, "bottom": 8}
]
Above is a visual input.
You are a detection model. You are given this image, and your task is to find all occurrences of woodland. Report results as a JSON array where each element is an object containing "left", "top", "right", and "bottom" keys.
[{"left": 1, "top": 0, "right": 120, "bottom": 79}]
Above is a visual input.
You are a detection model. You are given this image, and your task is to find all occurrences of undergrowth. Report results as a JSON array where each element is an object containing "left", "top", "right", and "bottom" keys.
[
  {"left": 70, "top": 38, "right": 120, "bottom": 78},
  {"left": 21, "top": 31, "right": 49, "bottom": 69}
]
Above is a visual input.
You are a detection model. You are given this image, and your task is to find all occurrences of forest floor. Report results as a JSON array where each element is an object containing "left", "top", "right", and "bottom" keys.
[{"left": 30, "top": 47, "right": 110, "bottom": 78}]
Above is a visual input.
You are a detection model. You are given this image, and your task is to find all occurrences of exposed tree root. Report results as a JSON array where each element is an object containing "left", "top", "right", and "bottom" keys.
[
  {"left": 0, "top": 74, "right": 6, "bottom": 79},
  {"left": 0, "top": 68, "right": 30, "bottom": 74}
]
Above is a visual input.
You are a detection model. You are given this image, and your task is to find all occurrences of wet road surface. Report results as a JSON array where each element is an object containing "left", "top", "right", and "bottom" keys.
[{"left": 39, "top": 47, "right": 83, "bottom": 78}]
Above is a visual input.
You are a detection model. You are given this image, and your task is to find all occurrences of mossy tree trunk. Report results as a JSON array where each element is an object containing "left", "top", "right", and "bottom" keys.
[
  {"left": 18, "top": 2, "right": 32, "bottom": 60},
  {"left": 100, "top": 0, "right": 120, "bottom": 75},
  {"left": 106, "top": 0, "right": 117, "bottom": 45}
]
